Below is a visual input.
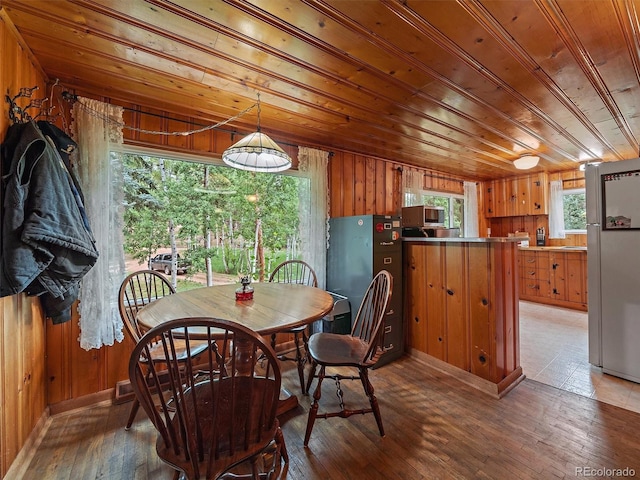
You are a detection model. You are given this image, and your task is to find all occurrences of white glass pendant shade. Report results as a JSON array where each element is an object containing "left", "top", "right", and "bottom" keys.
[
  {"left": 222, "top": 131, "right": 291, "bottom": 172},
  {"left": 513, "top": 154, "right": 539, "bottom": 170}
]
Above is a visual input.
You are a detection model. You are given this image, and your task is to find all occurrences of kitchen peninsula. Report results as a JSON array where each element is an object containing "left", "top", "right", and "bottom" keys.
[{"left": 404, "top": 237, "right": 523, "bottom": 397}]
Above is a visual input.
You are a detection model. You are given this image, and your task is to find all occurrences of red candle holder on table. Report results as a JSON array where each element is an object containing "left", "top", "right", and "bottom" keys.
[{"left": 235, "top": 275, "right": 254, "bottom": 301}]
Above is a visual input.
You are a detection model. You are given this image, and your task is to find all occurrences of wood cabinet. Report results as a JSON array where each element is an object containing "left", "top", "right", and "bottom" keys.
[
  {"left": 519, "top": 250, "right": 551, "bottom": 300},
  {"left": 518, "top": 249, "right": 587, "bottom": 311},
  {"left": 529, "top": 173, "right": 548, "bottom": 215},
  {"left": 405, "top": 239, "right": 522, "bottom": 396},
  {"left": 484, "top": 173, "right": 548, "bottom": 218}
]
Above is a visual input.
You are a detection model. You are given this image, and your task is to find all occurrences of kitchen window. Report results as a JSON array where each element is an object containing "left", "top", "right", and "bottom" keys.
[
  {"left": 405, "top": 191, "right": 465, "bottom": 231},
  {"left": 563, "top": 188, "right": 586, "bottom": 232}
]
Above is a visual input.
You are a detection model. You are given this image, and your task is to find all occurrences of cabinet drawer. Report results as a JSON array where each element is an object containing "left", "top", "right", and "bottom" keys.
[
  {"left": 521, "top": 266, "right": 549, "bottom": 280},
  {"left": 536, "top": 267, "right": 550, "bottom": 281},
  {"left": 521, "top": 252, "right": 537, "bottom": 264},
  {"left": 524, "top": 281, "right": 541, "bottom": 297}
]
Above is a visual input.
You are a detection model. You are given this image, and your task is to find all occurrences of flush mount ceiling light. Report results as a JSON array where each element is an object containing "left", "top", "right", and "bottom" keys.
[
  {"left": 513, "top": 154, "right": 540, "bottom": 170},
  {"left": 222, "top": 93, "right": 291, "bottom": 173}
]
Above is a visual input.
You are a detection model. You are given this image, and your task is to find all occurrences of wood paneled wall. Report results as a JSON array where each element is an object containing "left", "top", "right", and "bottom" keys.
[
  {"left": 0, "top": 12, "right": 478, "bottom": 477},
  {"left": 0, "top": 10, "right": 48, "bottom": 478},
  {"left": 328, "top": 159, "right": 467, "bottom": 218},
  {"left": 328, "top": 152, "right": 402, "bottom": 217}
]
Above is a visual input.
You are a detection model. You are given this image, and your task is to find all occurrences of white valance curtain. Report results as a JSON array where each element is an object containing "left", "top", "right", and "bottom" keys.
[
  {"left": 297, "top": 146, "right": 330, "bottom": 290},
  {"left": 463, "top": 181, "right": 479, "bottom": 237},
  {"left": 549, "top": 180, "right": 566, "bottom": 239},
  {"left": 72, "top": 98, "right": 126, "bottom": 350}
]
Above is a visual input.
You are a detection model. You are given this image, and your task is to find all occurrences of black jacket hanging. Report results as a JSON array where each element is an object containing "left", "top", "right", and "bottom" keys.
[{"left": 0, "top": 121, "right": 99, "bottom": 323}]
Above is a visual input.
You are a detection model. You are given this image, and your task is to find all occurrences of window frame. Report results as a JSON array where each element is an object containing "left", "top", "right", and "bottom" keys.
[
  {"left": 119, "top": 146, "right": 311, "bottom": 282},
  {"left": 404, "top": 189, "right": 464, "bottom": 230}
]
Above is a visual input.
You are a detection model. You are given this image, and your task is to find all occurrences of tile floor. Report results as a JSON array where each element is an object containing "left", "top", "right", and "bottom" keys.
[{"left": 519, "top": 300, "right": 640, "bottom": 413}]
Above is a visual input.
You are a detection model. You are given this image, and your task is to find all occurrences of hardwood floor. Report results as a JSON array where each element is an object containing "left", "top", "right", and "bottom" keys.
[{"left": 12, "top": 347, "right": 640, "bottom": 479}]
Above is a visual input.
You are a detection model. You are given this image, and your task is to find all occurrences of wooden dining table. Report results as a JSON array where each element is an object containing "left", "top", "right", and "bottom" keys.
[{"left": 136, "top": 281, "right": 334, "bottom": 414}]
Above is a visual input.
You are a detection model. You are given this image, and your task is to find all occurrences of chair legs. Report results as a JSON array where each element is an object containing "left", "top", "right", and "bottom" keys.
[
  {"left": 303, "top": 362, "right": 385, "bottom": 446},
  {"left": 304, "top": 362, "right": 322, "bottom": 446},
  {"left": 359, "top": 367, "right": 385, "bottom": 438},
  {"left": 125, "top": 397, "right": 140, "bottom": 430},
  {"left": 271, "top": 331, "right": 309, "bottom": 394}
]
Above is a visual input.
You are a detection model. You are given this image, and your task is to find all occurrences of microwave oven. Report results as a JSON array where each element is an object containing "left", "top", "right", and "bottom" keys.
[{"left": 401, "top": 205, "right": 445, "bottom": 227}]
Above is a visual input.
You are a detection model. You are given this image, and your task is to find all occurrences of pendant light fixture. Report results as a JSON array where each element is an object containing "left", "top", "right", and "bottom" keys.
[
  {"left": 513, "top": 153, "right": 540, "bottom": 170},
  {"left": 222, "top": 93, "right": 291, "bottom": 173}
]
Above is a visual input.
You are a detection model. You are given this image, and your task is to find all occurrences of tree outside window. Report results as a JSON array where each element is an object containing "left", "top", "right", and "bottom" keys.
[
  {"left": 121, "top": 154, "right": 304, "bottom": 290},
  {"left": 563, "top": 189, "right": 586, "bottom": 231}
]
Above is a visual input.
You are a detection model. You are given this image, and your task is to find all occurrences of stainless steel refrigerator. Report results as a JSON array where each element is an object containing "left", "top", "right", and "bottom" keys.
[
  {"left": 326, "top": 215, "right": 403, "bottom": 367},
  {"left": 586, "top": 158, "right": 640, "bottom": 383}
]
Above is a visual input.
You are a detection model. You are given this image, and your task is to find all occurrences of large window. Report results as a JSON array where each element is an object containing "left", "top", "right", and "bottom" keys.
[
  {"left": 563, "top": 188, "right": 586, "bottom": 232},
  {"left": 121, "top": 153, "right": 308, "bottom": 288}
]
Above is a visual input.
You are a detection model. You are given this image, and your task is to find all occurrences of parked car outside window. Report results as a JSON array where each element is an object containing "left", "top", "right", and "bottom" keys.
[{"left": 148, "top": 253, "right": 190, "bottom": 275}]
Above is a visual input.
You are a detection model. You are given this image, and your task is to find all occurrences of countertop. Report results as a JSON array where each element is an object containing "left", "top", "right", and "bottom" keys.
[
  {"left": 519, "top": 246, "right": 587, "bottom": 251},
  {"left": 402, "top": 236, "right": 520, "bottom": 243},
  {"left": 401, "top": 237, "right": 587, "bottom": 250}
]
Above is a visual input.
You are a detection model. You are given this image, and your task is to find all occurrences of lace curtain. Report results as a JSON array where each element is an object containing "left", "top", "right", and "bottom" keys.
[
  {"left": 297, "top": 146, "right": 330, "bottom": 289},
  {"left": 402, "top": 169, "right": 423, "bottom": 206},
  {"left": 72, "top": 98, "right": 126, "bottom": 350},
  {"left": 549, "top": 180, "right": 566, "bottom": 239},
  {"left": 463, "top": 181, "right": 479, "bottom": 237}
]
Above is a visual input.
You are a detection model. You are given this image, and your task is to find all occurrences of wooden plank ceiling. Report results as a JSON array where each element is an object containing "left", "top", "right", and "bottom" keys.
[{"left": 4, "top": 0, "right": 640, "bottom": 180}]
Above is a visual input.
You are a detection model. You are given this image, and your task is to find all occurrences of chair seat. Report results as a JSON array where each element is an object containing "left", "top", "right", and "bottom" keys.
[
  {"left": 307, "top": 333, "right": 370, "bottom": 367},
  {"left": 146, "top": 338, "right": 209, "bottom": 364},
  {"left": 283, "top": 325, "right": 306, "bottom": 334}
]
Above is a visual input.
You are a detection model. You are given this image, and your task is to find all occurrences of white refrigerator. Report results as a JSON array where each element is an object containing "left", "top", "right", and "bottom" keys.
[{"left": 586, "top": 158, "right": 640, "bottom": 383}]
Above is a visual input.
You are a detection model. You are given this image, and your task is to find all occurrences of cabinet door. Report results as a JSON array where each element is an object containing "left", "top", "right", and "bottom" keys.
[
  {"left": 493, "top": 180, "right": 507, "bottom": 217},
  {"left": 529, "top": 172, "right": 548, "bottom": 215},
  {"left": 566, "top": 252, "right": 586, "bottom": 304},
  {"left": 516, "top": 176, "right": 531, "bottom": 216},
  {"left": 505, "top": 178, "right": 518, "bottom": 217},
  {"left": 484, "top": 181, "right": 495, "bottom": 218},
  {"left": 550, "top": 252, "right": 568, "bottom": 301}
]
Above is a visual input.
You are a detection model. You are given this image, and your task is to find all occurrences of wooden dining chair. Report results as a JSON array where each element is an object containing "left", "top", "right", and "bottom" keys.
[
  {"left": 129, "top": 317, "right": 288, "bottom": 480},
  {"left": 118, "top": 269, "right": 209, "bottom": 430},
  {"left": 303, "top": 270, "right": 392, "bottom": 447},
  {"left": 268, "top": 259, "right": 318, "bottom": 394}
]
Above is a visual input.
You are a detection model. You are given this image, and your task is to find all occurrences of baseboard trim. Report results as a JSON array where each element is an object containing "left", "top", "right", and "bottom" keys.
[
  {"left": 4, "top": 408, "right": 50, "bottom": 480},
  {"left": 48, "top": 388, "right": 115, "bottom": 416},
  {"left": 409, "top": 349, "right": 526, "bottom": 399}
]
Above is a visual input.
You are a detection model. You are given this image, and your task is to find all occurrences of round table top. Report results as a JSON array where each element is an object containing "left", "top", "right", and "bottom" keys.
[{"left": 136, "top": 282, "right": 334, "bottom": 336}]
